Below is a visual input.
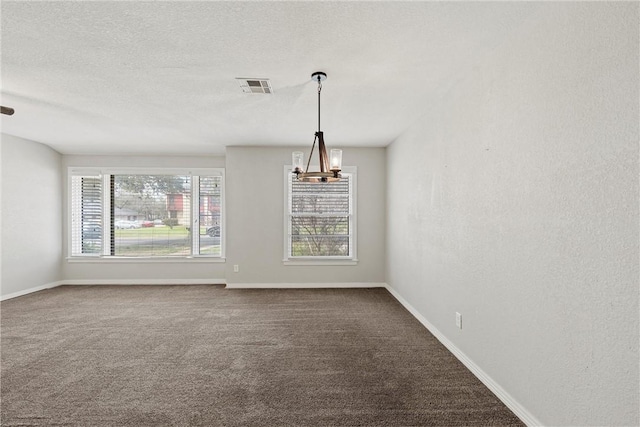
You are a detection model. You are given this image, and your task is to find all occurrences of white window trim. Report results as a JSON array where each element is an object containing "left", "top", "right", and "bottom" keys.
[
  {"left": 67, "top": 167, "right": 225, "bottom": 261},
  {"left": 283, "top": 165, "right": 357, "bottom": 265}
]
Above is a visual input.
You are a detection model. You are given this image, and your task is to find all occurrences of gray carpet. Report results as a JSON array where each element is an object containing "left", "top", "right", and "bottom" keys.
[{"left": 1, "top": 285, "right": 524, "bottom": 426}]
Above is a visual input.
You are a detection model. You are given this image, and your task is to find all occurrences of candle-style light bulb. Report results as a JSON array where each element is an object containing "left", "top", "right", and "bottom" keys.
[
  {"left": 330, "top": 149, "right": 342, "bottom": 171},
  {"left": 292, "top": 151, "right": 304, "bottom": 172}
]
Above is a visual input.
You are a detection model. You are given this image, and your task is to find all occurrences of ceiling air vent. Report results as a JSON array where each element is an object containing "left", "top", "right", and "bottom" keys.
[{"left": 237, "top": 78, "right": 273, "bottom": 94}]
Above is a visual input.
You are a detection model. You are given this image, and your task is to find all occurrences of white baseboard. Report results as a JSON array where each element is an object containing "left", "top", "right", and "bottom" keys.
[
  {"left": 0, "top": 281, "right": 64, "bottom": 301},
  {"left": 62, "top": 279, "right": 225, "bottom": 286},
  {"left": 2, "top": 280, "right": 383, "bottom": 297},
  {"left": 1, "top": 279, "right": 225, "bottom": 300},
  {"left": 384, "top": 284, "right": 543, "bottom": 427},
  {"left": 226, "top": 282, "right": 387, "bottom": 289}
]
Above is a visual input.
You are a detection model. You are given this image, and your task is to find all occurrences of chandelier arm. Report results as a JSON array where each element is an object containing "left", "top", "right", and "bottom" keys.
[
  {"left": 305, "top": 133, "right": 318, "bottom": 173},
  {"left": 318, "top": 131, "right": 328, "bottom": 173}
]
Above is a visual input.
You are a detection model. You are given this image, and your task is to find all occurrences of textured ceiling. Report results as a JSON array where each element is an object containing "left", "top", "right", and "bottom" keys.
[{"left": 1, "top": 1, "right": 538, "bottom": 155}]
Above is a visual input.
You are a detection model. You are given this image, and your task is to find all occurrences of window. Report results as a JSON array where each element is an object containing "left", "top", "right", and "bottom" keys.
[
  {"left": 70, "top": 169, "right": 224, "bottom": 258},
  {"left": 284, "top": 167, "right": 356, "bottom": 261}
]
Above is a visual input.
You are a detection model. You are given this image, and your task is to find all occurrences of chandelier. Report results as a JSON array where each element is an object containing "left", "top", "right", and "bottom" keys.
[{"left": 292, "top": 72, "right": 342, "bottom": 183}]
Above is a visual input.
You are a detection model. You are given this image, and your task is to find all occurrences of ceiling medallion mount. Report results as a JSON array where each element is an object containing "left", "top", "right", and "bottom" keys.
[
  {"left": 311, "top": 71, "right": 327, "bottom": 82},
  {"left": 292, "top": 71, "right": 342, "bottom": 183}
]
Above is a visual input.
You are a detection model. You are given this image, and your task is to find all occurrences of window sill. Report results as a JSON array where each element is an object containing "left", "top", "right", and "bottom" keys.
[
  {"left": 67, "top": 257, "right": 225, "bottom": 264},
  {"left": 283, "top": 259, "right": 358, "bottom": 266}
]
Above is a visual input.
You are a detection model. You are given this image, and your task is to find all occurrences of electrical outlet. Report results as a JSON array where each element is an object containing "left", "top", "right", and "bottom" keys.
[
  {"left": 456, "top": 312, "right": 462, "bottom": 330},
  {"left": 233, "top": 265, "right": 239, "bottom": 273}
]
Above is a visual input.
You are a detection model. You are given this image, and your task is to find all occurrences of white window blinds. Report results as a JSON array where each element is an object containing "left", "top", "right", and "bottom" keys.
[{"left": 71, "top": 175, "right": 103, "bottom": 256}]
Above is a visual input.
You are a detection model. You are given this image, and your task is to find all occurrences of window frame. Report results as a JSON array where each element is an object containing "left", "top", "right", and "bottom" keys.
[
  {"left": 67, "top": 167, "right": 225, "bottom": 261},
  {"left": 283, "top": 165, "right": 357, "bottom": 265}
]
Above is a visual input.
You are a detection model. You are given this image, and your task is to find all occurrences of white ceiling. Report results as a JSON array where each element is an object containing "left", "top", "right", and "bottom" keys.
[{"left": 1, "top": 1, "right": 538, "bottom": 155}]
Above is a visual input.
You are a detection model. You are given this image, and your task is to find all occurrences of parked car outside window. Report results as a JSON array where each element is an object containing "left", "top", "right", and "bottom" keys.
[
  {"left": 206, "top": 225, "right": 220, "bottom": 237},
  {"left": 115, "top": 220, "right": 140, "bottom": 229}
]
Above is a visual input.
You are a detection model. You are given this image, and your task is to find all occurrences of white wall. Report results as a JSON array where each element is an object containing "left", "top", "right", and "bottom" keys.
[
  {"left": 1, "top": 134, "right": 63, "bottom": 297},
  {"left": 225, "top": 146, "right": 385, "bottom": 285},
  {"left": 386, "top": 3, "right": 638, "bottom": 426},
  {"left": 62, "top": 155, "right": 226, "bottom": 283}
]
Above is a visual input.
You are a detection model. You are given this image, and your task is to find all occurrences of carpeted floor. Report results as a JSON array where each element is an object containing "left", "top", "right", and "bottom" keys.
[{"left": 1, "top": 285, "right": 524, "bottom": 426}]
